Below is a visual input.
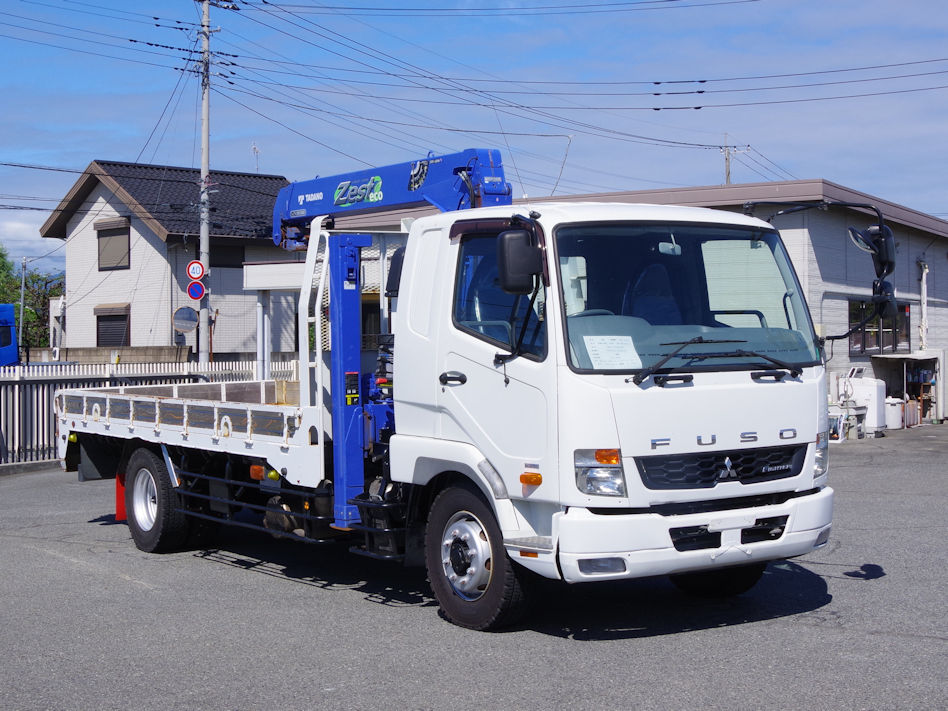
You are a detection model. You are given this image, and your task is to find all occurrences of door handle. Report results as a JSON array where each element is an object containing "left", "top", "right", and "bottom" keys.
[{"left": 439, "top": 371, "right": 467, "bottom": 385}]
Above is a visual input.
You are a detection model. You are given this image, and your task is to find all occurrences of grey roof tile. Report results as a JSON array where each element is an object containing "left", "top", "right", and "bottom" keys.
[{"left": 95, "top": 161, "right": 287, "bottom": 239}]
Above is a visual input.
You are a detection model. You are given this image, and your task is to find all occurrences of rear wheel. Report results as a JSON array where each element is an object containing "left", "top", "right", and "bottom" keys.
[
  {"left": 669, "top": 562, "right": 766, "bottom": 597},
  {"left": 125, "top": 448, "right": 188, "bottom": 553},
  {"left": 425, "top": 484, "right": 527, "bottom": 630}
]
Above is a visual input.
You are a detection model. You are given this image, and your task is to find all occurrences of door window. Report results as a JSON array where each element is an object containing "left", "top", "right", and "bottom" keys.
[{"left": 453, "top": 234, "right": 545, "bottom": 358}]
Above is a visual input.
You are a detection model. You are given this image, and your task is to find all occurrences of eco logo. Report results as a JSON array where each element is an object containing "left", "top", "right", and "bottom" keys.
[{"left": 334, "top": 175, "right": 383, "bottom": 207}]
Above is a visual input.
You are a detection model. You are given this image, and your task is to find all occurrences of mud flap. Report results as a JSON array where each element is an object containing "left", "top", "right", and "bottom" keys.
[{"left": 115, "top": 473, "right": 127, "bottom": 523}]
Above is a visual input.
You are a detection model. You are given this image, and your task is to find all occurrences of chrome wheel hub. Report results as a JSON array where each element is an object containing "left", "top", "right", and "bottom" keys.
[
  {"left": 132, "top": 468, "right": 158, "bottom": 532},
  {"left": 440, "top": 511, "right": 492, "bottom": 600}
]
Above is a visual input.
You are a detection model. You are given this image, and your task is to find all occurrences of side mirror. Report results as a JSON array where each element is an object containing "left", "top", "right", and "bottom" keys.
[
  {"left": 497, "top": 229, "right": 542, "bottom": 294},
  {"left": 848, "top": 224, "right": 895, "bottom": 279}
]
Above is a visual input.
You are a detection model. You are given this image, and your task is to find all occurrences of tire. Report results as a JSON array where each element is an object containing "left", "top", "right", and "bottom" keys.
[
  {"left": 425, "top": 484, "right": 528, "bottom": 631},
  {"left": 669, "top": 562, "right": 766, "bottom": 598},
  {"left": 125, "top": 448, "right": 189, "bottom": 553}
]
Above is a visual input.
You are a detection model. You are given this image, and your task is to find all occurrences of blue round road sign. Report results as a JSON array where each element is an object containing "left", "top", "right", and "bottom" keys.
[{"left": 187, "top": 280, "right": 206, "bottom": 300}]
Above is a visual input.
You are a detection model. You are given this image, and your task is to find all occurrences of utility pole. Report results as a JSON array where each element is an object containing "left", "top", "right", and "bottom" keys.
[
  {"left": 18, "top": 257, "right": 26, "bottom": 351},
  {"left": 198, "top": 0, "right": 212, "bottom": 363},
  {"left": 723, "top": 134, "right": 732, "bottom": 185},
  {"left": 720, "top": 133, "right": 748, "bottom": 185}
]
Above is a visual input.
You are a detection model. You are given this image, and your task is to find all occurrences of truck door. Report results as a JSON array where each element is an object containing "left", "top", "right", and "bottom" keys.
[{"left": 437, "top": 228, "right": 557, "bottom": 500}]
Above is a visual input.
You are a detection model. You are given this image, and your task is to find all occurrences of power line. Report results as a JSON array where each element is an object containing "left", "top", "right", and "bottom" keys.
[
  {"left": 238, "top": 0, "right": 763, "bottom": 17},
  {"left": 390, "top": 57, "right": 948, "bottom": 86},
  {"left": 19, "top": 0, "right": 200, "bottom": 28},
  {"left": 215, "top": 61, "right": 948, "bottom": 107},
  {"left": 216, "top": 6, "right": 727, "bottom": 149},
  {"left": 0, "top": 31, "right": 190, "bottom": 71}
]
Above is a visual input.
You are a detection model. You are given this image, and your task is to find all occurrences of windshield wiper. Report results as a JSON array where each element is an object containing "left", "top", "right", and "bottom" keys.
[
  {"left": 630, "top": 337, "right": 746, "bottom": 385},
  {"left": 688, "top": 348, "right": 803, "bottom": 378}
]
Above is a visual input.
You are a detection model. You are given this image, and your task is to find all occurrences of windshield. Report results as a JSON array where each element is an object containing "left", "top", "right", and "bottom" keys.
[{"left": 555, "top": 222, "right": 821, "bottom": 374}]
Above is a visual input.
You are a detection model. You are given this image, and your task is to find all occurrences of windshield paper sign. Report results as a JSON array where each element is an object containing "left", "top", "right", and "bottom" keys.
[{"left": 584, "top": 335, "right": 643, "bottom": 369}]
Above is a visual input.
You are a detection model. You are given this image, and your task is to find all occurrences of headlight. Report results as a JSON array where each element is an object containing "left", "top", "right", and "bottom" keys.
[
  {"left": 814, "top": 430, "right": 829, "bottom": 480},
  {"left": 575, "top": 449, "right": 626, "bottom": 497}
]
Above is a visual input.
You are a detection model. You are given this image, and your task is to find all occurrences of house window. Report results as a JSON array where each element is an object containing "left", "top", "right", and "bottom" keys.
[
  {"left": 210, "top": 246, "right": 246, "bottom": 268},
  {"left": 94, "top": 304, "right": 130, "bottom": 347},
  {"left": 849, "top": 300, "right": 910, "bottom": 355},
  {"left": 95, "top": 218, "right": 130, "bottom": 271}
]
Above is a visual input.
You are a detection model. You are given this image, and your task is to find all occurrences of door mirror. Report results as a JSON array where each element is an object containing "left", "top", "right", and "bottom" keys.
[
  {"left": 497, "top": 229, "right": 542, "bottom": 294},
  {"left": 848, "top": 224, "right": 895, "bottom": 279}
]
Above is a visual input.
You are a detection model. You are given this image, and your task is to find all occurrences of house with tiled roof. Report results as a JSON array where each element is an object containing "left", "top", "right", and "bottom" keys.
[{"left": 40, "top": 160, "right": 299, "bottom": 358}]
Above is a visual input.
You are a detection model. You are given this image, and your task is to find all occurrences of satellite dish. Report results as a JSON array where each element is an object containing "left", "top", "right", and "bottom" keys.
[{"left": 173, "top": 306, "right": 199, "bottom": 333}]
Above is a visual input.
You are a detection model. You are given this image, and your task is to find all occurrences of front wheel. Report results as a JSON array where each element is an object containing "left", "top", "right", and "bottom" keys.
[
  {"left": 425, "top": 484, "right": 527, "bottom": 630},
  {"left": 669, "top": 562, "right": 766, "bottom": 598},
  {"left": 125, "top": 448, "right": 188, "bottom": 553}
]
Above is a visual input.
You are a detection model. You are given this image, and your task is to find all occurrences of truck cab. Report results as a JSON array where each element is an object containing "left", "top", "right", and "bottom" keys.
[{"left": 388, "top": 202, "right": 832, "bottom": 623}]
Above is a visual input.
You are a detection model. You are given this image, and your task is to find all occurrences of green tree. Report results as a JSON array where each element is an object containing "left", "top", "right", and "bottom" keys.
[
  {"left": 0, "top": 243, "right": 64, "bottom": 353},
  {"left": 0, "top": 244, "right": 16, "bottom": 302}
]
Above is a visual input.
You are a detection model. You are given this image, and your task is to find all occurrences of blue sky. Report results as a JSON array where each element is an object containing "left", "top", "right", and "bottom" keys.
[{"left": 1, "top": 0, "right": 946, "bottom": 273}]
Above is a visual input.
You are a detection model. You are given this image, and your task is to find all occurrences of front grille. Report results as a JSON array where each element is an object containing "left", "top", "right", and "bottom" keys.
[{"left": 635, "top": 444, "right": 807, "bottom": 490}]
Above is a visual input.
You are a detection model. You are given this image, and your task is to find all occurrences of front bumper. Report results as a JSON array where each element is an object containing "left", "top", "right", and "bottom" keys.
[{"left": 556, "top": 486, "right": 833, "bottom": 583}]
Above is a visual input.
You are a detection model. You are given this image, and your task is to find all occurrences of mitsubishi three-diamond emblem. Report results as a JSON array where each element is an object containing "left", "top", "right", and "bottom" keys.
[{"left": 718, "top": 456, "right": 738, "bottom": 480}]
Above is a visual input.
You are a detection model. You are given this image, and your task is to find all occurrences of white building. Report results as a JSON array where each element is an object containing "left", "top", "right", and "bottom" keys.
[{"left": 41, "top": 160, "right": 299, "bottom": 359}]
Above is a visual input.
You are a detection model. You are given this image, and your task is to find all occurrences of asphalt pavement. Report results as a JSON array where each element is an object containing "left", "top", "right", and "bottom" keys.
[{"left": 0, "top": 426, "right": 945, "bottom": 710}]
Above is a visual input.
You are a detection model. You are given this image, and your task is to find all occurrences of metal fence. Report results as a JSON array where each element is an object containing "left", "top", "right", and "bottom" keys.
[{"left": 0, "top": 360, "right": 299, "bottom": 465}]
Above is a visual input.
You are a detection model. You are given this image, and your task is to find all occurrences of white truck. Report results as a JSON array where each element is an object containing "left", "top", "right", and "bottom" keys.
[{"left": 56, "top": 149, "right": 896, "bottom": 630}]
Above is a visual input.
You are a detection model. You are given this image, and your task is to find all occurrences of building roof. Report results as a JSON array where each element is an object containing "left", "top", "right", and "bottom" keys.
[
  {"left": 42, "top": 164, "right": 948, "bottom": 244},
  {"left": 526, "top": 179, "right": 948, "bottom": 237},
  {"left": 40, "top": 160, "right": 289, "bottom": 241},
  {"left": 331, "top": 177, "right": 948, "bottom": 239}
]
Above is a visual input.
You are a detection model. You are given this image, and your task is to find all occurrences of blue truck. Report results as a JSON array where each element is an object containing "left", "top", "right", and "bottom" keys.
[{"left": 0, "top": 303, "right": 18, "bottom": 366}]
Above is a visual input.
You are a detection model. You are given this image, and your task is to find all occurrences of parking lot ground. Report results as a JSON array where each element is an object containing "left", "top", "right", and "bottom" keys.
[{"left": 0, "top": 426, "right": 945, "bottom": 710}]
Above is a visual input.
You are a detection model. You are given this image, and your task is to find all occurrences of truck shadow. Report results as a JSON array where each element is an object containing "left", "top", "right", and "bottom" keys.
[
  {"left": 191, "top": 528, "right": 832, "bottom": 640},
  {"left": 192, "top": 529, "right": 436, "bottom": 610},
  {"left": 521, "top": 560, "right": 832, "bottom": 640}
]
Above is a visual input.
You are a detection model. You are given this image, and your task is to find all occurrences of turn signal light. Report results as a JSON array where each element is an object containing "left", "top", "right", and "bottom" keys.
[
  {"left": 249, "top": 464, "right": 265, "bottom": 480},
  {"left": 595, "top": 449, "right": 620, "bottom": 465},
  {"left": 520, "top": 551, "right": 539, "bottom": 558},
  {"left": 520, "top": 472, "right": 542, "bottom": 486}
]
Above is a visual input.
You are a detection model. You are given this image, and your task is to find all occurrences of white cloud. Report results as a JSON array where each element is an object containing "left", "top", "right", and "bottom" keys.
[{"left": 0, "top": 215, "right": 65, "bottom": 274}]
